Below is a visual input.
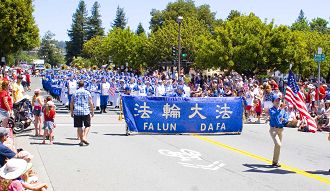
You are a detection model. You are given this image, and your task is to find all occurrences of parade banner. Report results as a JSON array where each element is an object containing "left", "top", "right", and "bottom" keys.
[{"left": 122, "top": 96, "right": 243, "bottom": 134}]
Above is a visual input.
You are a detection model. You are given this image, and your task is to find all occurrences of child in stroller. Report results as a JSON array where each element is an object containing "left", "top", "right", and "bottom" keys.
[{"left": 10, "top": 98, "right": 33, "bottom": 134}]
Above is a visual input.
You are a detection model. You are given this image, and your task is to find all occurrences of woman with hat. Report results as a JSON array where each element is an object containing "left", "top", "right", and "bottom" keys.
[
  {"left": 0, "top": 158, "right": 27, "bottom": 191},
  {"left": 32, "top": 89, "right": 43, "bottom": 136}
]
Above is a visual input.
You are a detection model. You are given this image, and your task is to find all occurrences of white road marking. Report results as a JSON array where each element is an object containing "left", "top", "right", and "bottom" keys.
[
  {"left": 158, "top": 149, "right": 226, "bottom": 171},
  {"left": 158, "top": 149, "right": 203, "bottom": 161}
]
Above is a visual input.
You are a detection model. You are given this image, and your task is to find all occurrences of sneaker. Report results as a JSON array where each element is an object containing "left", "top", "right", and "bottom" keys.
[{"left": 78, "top": 142, "right": 84, "bottom": 146}]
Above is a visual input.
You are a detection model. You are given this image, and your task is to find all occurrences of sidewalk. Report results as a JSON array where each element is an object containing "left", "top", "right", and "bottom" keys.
[{"left": 15, "top": 131, "right": 55, "bottom": 191}]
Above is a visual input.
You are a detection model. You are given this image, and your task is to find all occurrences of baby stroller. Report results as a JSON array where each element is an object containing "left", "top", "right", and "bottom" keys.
[{"left": 8, "top": 98, "right": 33, "bottom": 134}]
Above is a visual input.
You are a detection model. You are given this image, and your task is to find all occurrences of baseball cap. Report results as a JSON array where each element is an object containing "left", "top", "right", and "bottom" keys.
[{"left": 272, "top": 94, "right": 280, "bottom": 102}]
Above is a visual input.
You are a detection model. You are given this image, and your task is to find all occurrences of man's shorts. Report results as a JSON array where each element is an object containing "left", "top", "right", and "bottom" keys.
[{"left": 74, "top": 115, "right": 91, "bottom": 128}]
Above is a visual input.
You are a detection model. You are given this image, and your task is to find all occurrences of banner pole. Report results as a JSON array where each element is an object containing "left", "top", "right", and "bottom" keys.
[{"left": 118, "top": 95, "right": 123, "bottom": 121}]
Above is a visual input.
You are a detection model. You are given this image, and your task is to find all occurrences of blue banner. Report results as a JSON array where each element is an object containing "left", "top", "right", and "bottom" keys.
[{"left": 122, "top": 96, "right": 243, "bottom": 134}]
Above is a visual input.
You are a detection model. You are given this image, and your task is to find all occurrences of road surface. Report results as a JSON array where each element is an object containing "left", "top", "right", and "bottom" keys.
[{"left": 14, "top": 77, "right": 330, "bottom": 191}]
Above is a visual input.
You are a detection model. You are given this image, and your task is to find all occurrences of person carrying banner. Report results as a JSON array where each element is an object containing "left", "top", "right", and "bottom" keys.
[
  {"left": 269, "top": 94, "right": 288, "bottom": 167},
  {"left": 99, "top": 76, "right": 110, "bottom": 113}
]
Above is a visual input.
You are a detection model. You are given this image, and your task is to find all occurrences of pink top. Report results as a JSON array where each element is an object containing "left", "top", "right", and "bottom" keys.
[{"left": 8, "top": 180, "right": 24, "bottom": 191}]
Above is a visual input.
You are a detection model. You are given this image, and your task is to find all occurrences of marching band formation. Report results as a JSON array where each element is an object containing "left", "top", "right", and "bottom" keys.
[{"left": 42, "top": 69, "right": 192, "bottom": 112}]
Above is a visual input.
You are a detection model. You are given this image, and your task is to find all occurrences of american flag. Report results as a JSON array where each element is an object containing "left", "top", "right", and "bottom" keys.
[
  {"left": 285, "top": 70, "right": 317, "bottom": 133},
  {"left": 108, "top": 86, "right": 117, "bottom": 96}
]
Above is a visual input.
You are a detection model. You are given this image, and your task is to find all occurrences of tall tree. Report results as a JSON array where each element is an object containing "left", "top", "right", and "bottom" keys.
[
  {"left": 0, "top": 0, "right": 39, "bottom": 62},
  {"left": 39, "top": 31, "right": 65, "bottom": 67},
  {"left": 310, "top": 17, "right": 329, "bottom": 34},
  {"left": 291, "top": 10, "right": 310, "bottom": 31},
  {"left": 136, "top": 23, "right": 145, "bottom": 35},
  {"left": 227, "top": 10, "right": 241, "bottom": 21},
  {"left": 87, "top": 1, "right": 104, "bottom": 40},
  {"left": 112, "top": 6, "right": 127, "bottom": 29},
  {"left": 66, "top": 0, "right": 88, "bottom": 63},
  {"left": 149, "top": 0, "right": 216, "bottom": 32}
]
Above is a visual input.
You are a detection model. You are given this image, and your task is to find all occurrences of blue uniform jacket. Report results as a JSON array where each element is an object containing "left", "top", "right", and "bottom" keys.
[{"left": 269, "top": 106, "right": 288, "bottom": 128}]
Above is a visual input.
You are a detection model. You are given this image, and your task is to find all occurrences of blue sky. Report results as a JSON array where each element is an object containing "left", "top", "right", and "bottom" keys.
[{"left": 33, "top": 0, "right": 330, "bottom": 41}]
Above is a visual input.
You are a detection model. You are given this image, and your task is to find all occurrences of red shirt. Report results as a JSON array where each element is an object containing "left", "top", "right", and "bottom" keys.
[
  {"left": 0, "top": 90, "right": 13, "bottom": 111},
  {"left": 255, "top": 99, "right": 262, "bottom": 113},
  {"left": 43, "top": 108, "right": 55, "bottom": 122},
  {"left": 26, "top": 74, "right": 31, "bottom": 83}
]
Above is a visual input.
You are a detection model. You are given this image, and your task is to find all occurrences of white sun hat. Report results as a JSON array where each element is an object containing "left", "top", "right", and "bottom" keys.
[
  {"left": 47, "top": 101, "right": 55, "bottom": 107},
  {"left": 0, "top": 158, "right": 28, "bottom": 180}
]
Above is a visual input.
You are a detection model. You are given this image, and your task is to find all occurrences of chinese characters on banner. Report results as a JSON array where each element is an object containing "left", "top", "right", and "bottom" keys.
[{"left": 122, "top": 96, "right": 243, "bottom": 134}]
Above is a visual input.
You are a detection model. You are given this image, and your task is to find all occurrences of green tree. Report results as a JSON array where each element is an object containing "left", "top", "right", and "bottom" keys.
[
  {"left": 227, "top": 10, "right": 241, "bottom": 21},
  {"left": 86, "top": 1, "right": 104, "bottom": 40},
  {"left": 136, "top": 23, "right": 145, "bottom": 35},
  {"left": 39, "top": 31, "right": 65, "bottom": 67},
  {"left": 112, "top": 6, "right": 127, "bottom": 29},
  {"left": 149, "top": 0, "right": 216, "bottom": 32},
  {"left": 291, "top": 10, "right": 310, "bottom": 31},
  {"left": 66, "top": 0, "right": 88, "bottom": 63},
  {"left": 310, "top": 17, "right": 329, "bottom": 34},
  {"left": 148, "top": 17, "right": 210, "bottom": 67},
  {"left": 0, "top": 0, "right": 39, "bottom": 62},
  {"left": 103, "top": 28, "right": 135, "bottom": 66},
  {"left": 196, "top": 14, "right": 274, "bottom": 76},
  {"left": 83, "top": 36, "right": 108, "bottom": 67}
]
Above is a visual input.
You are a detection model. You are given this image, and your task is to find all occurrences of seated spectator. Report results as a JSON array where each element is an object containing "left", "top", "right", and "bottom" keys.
[
  {"left": 0, "top": 127, "right": 16, "bottom": 168},
  {"left": 286, "top": 105, "right": 299, "bottom": 128},
  {"left": 20, "top": 163, "right": 48, "bottom": 191},
  {"left": 318, "top": 100, "right": 330, "bottom": 131},
  {"left": 0, "top": 158, "right": 27, "bottom": 191}
]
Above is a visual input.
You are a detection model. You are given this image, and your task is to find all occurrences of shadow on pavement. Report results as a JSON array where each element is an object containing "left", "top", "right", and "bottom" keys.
[
  {"left": 53, "top": 142, "right": 78, "bottom": 146},
  {"left": 30, "top": 142, "right": 46, "bottom": 145},
  {"left": 103, "top": 133, "right": 128, "bottom": 136},
  {"left": 15, "top": 134, "right": 33, "bottom": 138},
  {"left": 66, "top": 137, "right": 79, "bottom": 141},
  {"left": 243, "top": 164, "right": 295, "bottom": 174},
  {"left": 306, "top": 170, "right": 330, "bottom": 176}
]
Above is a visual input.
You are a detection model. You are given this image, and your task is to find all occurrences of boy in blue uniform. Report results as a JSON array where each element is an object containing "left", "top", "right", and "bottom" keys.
[{"left": 269, "top": 94, "right": 288, "bottom": 167}]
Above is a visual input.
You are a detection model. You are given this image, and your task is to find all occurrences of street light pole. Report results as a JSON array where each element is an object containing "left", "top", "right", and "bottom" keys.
[
  {"left": 177, "top": 16, "right": 183, "bottom": 80},
  {"left": 317, "top": 47, "right": 322, "bottom": 111}
]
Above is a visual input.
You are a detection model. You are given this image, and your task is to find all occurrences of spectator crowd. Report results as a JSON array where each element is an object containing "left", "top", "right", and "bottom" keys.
[{"left": 0, "top": 67, "right": 49, "bottom": 191}]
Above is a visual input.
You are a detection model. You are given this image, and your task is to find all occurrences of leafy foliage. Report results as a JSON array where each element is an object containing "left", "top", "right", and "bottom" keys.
[
  {"left": 0, "top": 0, "right": 39, "bottom": 60},
  {"left": 38, "top": 31, "right": 65, "bottom": 67}
]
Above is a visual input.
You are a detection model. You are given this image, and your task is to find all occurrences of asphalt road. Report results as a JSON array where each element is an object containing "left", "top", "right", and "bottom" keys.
[{"left": 14, "top": 77, "right": 330, "bottom": 191}]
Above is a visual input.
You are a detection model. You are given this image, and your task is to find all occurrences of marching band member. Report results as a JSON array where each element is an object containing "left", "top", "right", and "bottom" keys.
[
  {"left": 136, "top": 78, "right": 147, "bottom": 96},
  {"left": 89, "top": 78, "right": 99, "bottom": 110},
  {"left": 99, "top": 76, "right": 110, "bottom": 114},
  {"left": 66, "top": 74, "right": 77, "bottom": 106},
  {"left": 145, "top": 81, "right": 154, "bottom": 96},
  {"left": 155, "top": 80, "right": 165, "bottom": 96}
]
